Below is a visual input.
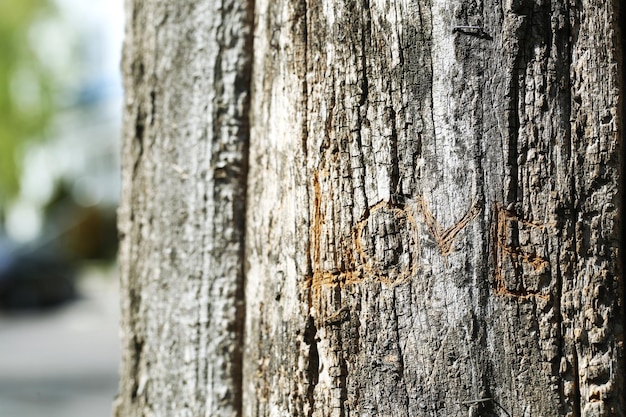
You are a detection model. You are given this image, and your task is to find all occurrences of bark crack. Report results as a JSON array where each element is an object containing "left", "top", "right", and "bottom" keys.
[
  {"left": 359, "top": 0, "right": 370, "bottom": 109},
  {"left": 618, "top": 0, "right": 626, "bottom": 410},
  {"left": 132, "top": 104, "right": 145, "bottom": 178},
  {"left": 300, "top": 0, "right": 309, "bottom": 158},
  {"left": 234, "top": 1, "right": 255, "bottom": 415},
  {"left": 130, "top": 335, "right": 144, "bottom": 402},
  {"left": 554, "top": 2, "right": 573, "bottom": 414},
  {"left": 304, "top": 315, "right": 319, "bottom": 417},
  {"left": 572, "top": 344, "right": 582, "bottom": 417},
  {"left": 389, "top": 105, "right": 400, "bottom": 194},
  {"left": 392, "top": 289, "right": 410, "bottom": 413}
]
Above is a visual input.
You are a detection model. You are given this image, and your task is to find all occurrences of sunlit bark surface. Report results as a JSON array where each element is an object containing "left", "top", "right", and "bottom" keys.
[{"left": 118, "top": 0, "right": 625, "bottom": 416}]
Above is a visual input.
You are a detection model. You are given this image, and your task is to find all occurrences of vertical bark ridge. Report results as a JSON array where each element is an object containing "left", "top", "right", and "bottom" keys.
[
  {"left": 243, "top": 0, "right": 312, "bottom": 413},
  {"left": 565, "top": 0, "right": 624, "bottom": 413},
  {"left": 116, "top": 1, "right": 253, "bottom": 416},
  {"left": 550, "top": 0, "right": 575, "bottom": 413}
]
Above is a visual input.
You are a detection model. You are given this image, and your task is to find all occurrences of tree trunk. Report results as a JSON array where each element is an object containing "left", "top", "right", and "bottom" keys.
[
  {"left": 114, "top": 1, "right": 252, "bottom": 416},
  {"left": 116, "top": 0, "right": 625, "bottom": 416}
]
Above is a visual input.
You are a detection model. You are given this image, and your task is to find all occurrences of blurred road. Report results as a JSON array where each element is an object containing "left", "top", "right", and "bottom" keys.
[{"left": 0, "top": 268, "right": 120, "bottom": 417}]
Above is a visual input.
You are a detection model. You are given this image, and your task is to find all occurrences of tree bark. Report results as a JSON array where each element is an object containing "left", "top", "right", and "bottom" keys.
[
  {"left": 114, "top": 1, "right": 252, "bottom": 416},
  {"left": 117, "top": 0, "right": 625, "bottom": 416}
]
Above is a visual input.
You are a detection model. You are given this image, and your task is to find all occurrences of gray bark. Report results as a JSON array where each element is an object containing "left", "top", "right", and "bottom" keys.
[
  {"left": 114, "top": 1, "right": 252, "bottom": 416},
  {"left": 117, "top": 0, "right": 625, "bottom": 416}
]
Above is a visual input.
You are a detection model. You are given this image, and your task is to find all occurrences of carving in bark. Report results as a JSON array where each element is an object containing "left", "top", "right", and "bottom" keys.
[{"left": 118, "top": 0, "right": 625, "bottom": 416}]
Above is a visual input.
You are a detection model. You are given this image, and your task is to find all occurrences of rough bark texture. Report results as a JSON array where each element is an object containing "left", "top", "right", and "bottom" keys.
[
  {"left": 244, "top": 0, "right": 624, "bottom": 416},
  {"left": 115, "top": 1, "right": 252, "bottom": 416},
  {"left": 118, "top": 0, "right": 625, "bottom": 416}
]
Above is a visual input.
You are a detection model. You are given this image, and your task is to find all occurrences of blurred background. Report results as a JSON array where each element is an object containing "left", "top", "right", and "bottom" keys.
[{"left": 0, "top": 0, "right": 123, "bottom": 415}]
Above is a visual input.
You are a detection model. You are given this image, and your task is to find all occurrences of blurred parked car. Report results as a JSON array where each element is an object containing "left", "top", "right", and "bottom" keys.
[{"left": 0, "top": 238, "right": 77, "bottom": 311}]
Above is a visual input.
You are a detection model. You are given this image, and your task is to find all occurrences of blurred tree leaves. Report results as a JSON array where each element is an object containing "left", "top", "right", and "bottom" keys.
[{"left": 0, "top": 0, "right": 55, "bottom": 202}]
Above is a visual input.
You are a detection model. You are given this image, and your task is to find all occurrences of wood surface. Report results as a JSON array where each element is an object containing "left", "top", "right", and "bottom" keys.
[{"left": 117, "top": 0, "right": 625, "bottom": 416}]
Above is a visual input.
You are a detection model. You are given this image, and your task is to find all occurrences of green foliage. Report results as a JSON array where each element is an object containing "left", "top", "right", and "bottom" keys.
[{"left": 0, "top": 0, "right": 55, "bottom": 201}]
